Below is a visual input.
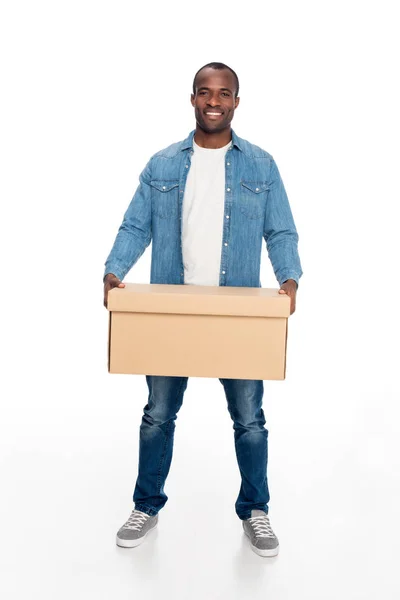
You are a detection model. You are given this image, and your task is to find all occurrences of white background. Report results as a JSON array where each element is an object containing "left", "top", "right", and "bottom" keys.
[{"left": 1, "top": 1, "right": 399, "bottom": 598}]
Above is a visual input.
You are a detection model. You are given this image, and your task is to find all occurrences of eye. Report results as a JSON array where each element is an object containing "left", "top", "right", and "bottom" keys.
[
  {"left": 222, "top": 92, "right": 230, "bottom": 97},
  {"left": 198, "top": 91, "right": 207, "bottom": 95}
]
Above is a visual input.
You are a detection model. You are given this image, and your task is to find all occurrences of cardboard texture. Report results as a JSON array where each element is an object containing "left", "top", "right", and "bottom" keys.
[{"left": 107, "top": 283, "right": 290, "bottom": 380}]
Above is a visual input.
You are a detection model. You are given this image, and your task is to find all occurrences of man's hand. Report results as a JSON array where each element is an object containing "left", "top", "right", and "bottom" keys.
[
  {"left": 103, "top": 273, "right": 125, "bottom": 308},
  {"left": 278, "top": 279, "right": 297, "bottom": 315}
]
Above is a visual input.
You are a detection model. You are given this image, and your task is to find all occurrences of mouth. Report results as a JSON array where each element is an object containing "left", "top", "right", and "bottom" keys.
[{"left": 204, "top": 111, "right": 224, "bottom": 120}]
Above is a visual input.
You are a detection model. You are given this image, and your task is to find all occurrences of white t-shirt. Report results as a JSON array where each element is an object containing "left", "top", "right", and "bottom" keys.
[{"left": 182, "top": 138, "right": 231, "bottom": 286}]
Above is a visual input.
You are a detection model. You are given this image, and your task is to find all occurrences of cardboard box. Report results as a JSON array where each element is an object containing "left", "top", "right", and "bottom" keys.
[{"left": 107, "top": 283, "right": 290, "bottom": 380}]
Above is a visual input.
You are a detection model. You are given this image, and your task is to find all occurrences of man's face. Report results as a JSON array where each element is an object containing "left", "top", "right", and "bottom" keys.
[{"left": 191, "top": 67, "right": 240, "bottom": 133}]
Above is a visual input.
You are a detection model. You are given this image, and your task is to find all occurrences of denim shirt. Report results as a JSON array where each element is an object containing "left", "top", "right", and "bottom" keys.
[{"left": 104, "top": 129, "right": 303, "bottom": 288}]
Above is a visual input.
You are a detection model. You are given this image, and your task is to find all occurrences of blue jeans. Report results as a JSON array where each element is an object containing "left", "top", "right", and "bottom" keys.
[{"left": 133, "top": 375, "right": 270, "bottom": 520}]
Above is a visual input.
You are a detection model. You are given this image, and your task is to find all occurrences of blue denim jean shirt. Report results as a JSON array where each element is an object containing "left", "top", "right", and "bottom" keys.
[{"left": 104, "top": 129, "right": 303, "bottom": 288}]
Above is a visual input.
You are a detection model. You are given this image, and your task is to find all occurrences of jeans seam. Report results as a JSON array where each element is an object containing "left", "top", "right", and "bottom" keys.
[
  {"left": 156, "top": 420, "right": 171, "bottom": 494},
  {"left": 156, "top": 377, "right": 187, "bottom": 496}
]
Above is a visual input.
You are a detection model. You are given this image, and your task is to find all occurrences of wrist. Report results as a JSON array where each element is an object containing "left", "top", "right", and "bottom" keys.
[{"left": 283, "top": 278, "right": 298, "bottom": 290}]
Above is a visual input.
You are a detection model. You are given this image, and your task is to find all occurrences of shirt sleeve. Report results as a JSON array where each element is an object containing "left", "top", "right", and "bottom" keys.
[
  {"left": 103, "top": 158, "right": 153, "bottom": 281},
  {"left": 263, "top": 158, "right": 303, "bottom": 286}
]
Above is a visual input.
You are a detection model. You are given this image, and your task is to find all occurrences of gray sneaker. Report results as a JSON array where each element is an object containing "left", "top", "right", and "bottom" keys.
[
  {"left": 116, "top": 509, "right": 158, "bottom": 548},
  {"left": 242, "top": 510, "right": 279, "bottom": 557}
]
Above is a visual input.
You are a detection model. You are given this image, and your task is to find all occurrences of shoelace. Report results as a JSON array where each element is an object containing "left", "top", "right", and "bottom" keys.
[
  {"left": 248, "top": 515, "right": 276, "bottom": 538},
  {"left": 123, "top": 510, "right": 150, "bottom": 531}
]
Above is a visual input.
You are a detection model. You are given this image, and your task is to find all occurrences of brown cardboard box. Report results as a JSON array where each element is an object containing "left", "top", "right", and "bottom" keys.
[{"left": 107, "top": 283, "right": 290, "bottom": 380}]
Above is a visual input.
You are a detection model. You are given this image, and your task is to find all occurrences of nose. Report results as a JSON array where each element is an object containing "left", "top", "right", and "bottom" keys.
[{"left": 206, "top": 92, "right": 219, "bottom": 107}]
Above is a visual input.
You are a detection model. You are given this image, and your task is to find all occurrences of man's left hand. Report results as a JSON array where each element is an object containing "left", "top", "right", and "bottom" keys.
[{"left": 279, "top": 279, "right": 297, "bottom": 315}]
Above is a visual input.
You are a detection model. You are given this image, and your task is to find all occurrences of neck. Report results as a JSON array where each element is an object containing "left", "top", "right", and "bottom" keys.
[{"left": 194, "top": 125, "right": 232, "bottom": 149}]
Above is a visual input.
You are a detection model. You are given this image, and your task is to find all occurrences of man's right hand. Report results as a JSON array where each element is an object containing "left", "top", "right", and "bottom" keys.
[{"left": 103, "top": 273, "right": 125, "bottom": 308}]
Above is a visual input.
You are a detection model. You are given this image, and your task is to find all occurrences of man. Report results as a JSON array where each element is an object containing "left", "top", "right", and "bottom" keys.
[{"left": 103, "top": 62, "right": 303, "bottom": 558}]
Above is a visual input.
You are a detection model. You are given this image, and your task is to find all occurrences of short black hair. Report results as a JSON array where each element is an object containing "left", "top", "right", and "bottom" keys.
[{"left": 192, "top": 62, "right": 239, "bottom": 97}]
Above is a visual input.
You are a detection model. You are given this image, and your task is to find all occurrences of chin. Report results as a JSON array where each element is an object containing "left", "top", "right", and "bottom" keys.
[{"left": 198, "top": 121, "right": 226, "bottom": 134}]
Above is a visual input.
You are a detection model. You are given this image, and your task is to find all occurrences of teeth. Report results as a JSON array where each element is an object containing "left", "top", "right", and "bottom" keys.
[{"left": 206, "top": 112, "right": 222, "bottom": 115}]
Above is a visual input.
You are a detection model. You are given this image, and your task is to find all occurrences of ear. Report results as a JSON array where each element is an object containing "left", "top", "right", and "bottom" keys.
[
  {"left": 234, "top": 96, "right": 240, "bottom": 109},
  {"left": 190, "top": 93, "right": 195, "bottom": 107}
]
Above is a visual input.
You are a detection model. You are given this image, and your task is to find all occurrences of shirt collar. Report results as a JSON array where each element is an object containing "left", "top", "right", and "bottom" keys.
[{"left": 181, "top": 128, "right": 243, "bottom": 152}]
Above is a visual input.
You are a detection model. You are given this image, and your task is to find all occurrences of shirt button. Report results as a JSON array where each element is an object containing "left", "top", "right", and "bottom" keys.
[
  {"left": 226, "top": 215, "right": 229, "bottom": 219},
  {"left": 224, "top": 242, "right": 228, "bottom": 246},
  {"left": 162, "top": 186, "right": 166, "bottom": 190},
  {"left": 227, "top": 162, "right": 230, "bottom": 166},
  {"left": 222, "top": 271, "right": 226, "bottom": 274},
  {"left": 185, "top": 165, "right": 188, "bottom": 168},
  {"left": 255, "top": 187, "right": 259, "bottom": 191},
  {"left": 227, "top": 188, "right": 231, "bottom": 192}
]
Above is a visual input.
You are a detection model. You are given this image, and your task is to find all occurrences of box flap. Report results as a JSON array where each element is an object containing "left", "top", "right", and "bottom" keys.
[{"left": 108, "top": 283, "right": 290, "bottom": 318}]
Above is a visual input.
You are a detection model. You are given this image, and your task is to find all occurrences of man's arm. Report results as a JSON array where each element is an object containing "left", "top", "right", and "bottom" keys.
[
  {"left": 264, "top": 158, "right": 303, "bottom": 314},
  {"left": 103, "top": 158, "right": 153, "bottom": 282}
]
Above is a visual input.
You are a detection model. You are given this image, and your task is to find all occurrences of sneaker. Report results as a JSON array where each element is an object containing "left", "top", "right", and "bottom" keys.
[
  {"left": 116, "top": 509, "right": 158, "bottom": 548},
  {"left": 242, "top": 510, "right": 279, "bottom": 557}
]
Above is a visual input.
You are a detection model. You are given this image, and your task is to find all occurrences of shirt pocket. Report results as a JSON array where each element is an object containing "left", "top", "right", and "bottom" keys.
[
  {"left": 150, "top": 180, "right": 179, "bottom": 218},
  {"left": 239, "top": 181, "right": 269, "bottom": 219}
]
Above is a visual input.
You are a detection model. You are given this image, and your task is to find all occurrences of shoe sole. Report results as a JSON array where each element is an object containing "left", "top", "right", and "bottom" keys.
[
  {"left": 243, "top": 529, "right": 279, "bottom": 557},
  {"left": 250, "top": 543, "right": 279, "bottom": 557},
  {"left": 116, "top": 523, "right": 157, "bottom": 548}
]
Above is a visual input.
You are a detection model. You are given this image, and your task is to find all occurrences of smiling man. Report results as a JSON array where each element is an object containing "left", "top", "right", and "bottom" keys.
[{"left": 103, "top": 62, "right": 303, "bottom": 558}]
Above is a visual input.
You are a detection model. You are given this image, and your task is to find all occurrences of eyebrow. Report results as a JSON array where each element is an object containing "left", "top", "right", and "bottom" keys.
[{"left": 197, "top": 86, "right": 233, "bottom": 93}]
